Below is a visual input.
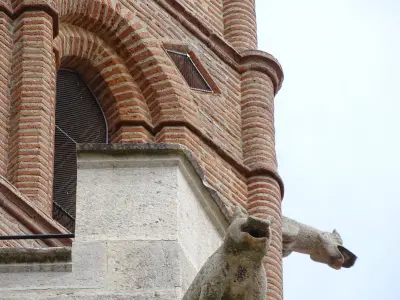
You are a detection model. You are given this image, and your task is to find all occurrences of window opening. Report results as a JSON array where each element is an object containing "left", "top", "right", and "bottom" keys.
[
  {"left": 53, "top": 69, "right": 108, "bottom": 232},
  {"left": 166, "top": 50, "right": 213, "bottom": 93}
]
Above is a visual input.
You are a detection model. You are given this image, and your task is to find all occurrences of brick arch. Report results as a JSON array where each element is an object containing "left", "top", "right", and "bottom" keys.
[
  {"left": 55, "top": 24, "right": 153, "bottom": 142},
  {"left": 57, "top": 0, "right": 189, "bottom": 126}
]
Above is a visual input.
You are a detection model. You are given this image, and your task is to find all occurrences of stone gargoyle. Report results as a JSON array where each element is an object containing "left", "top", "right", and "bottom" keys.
[
  {"left": 282, "top": 216, "right": 357, "bottom": 269},
  {"left": 182, "top": 206, "right": 273, "bottom": 300}
]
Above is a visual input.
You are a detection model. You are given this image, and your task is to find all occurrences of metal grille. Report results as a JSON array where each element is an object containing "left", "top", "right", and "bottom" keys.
[
  {"left": 53, "top": 69, "right": 108, "bottom": 232},
  {"left": 166, "top": 50, "right": 212, "bottom": 92},
  {"left": 53, "top": 126, "right": 77, "bottom": 232}
]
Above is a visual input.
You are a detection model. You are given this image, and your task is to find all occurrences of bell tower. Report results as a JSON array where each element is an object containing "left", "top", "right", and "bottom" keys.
[{"left": 0, "top": 1, "right": 285, "bottom": 299}]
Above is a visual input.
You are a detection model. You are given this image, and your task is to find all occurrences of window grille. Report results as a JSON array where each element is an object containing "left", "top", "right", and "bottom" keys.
[
  {"left": 53, "top": 69, "right": 108, "bottom": 232},
  {"left": 166, "top": 50, "right": 213, "bottom": 92}
]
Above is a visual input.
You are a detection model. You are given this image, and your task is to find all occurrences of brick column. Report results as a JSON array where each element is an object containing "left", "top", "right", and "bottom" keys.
[
  {"left": 0, "top": 11, "right": 12, "bottom": 177},
  {"left": 223, "top": 0, "right": 257, "bottom": 52},
  {"left": 240, "top": 52, "right": 284, "bottom": 300},
  {"left": 7, "top": 11, "right": 56, "bottom": 214},
  {"left": 248, "top": 176, "right": 282, "bottom": 300},
  {"left": 242, "top": 71, "right": 283, "bottom": 300},
  {"left": 242, "top": 70, "right": 277, "bottom": 171}
]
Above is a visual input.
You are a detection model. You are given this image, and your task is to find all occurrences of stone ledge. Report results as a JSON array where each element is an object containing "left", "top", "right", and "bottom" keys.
[
  {"left": 0, "top": 290, "right": 178, "bottom": 299},
  {"left": 97, "top": 133, "right": 284, "bottom": 200},
  {"left": 0, "top": 247, "right": 71, "bottom": 264},
  {"left": 77, "top": 143, "right": 284, "bottom": 208},
  {"left": 76, "top": 143, "right": 232, "bottom": 223},
  {"left": 0, "top": 262, "right": 72, "bottom": 273}
]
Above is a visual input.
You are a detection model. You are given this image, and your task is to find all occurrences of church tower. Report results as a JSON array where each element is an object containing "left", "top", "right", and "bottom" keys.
[{"left": 0, "top": 1, "right": 285, "bottom": 299}]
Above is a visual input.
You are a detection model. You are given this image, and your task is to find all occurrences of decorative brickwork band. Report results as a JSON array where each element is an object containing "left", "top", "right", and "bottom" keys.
[
  {"left": 58, "top": 0, "right": 188, "bottom": 127},
  {"left": 111, "top": 126, "right": 154, "bottom": 144},
  {"left": 248, "top": 175, "right": 283, "bottom": 300},
  {"left": 55, "top": 24, "right": 154, "bottom": 143},
  {"left": 0, "top": 13, "right": 12, "bottom": 178},
  {"left": 223, "top": 0, "right": 257, "bottom": 52},
  {"left": 7, "top": 11, "right": 56, "bottom": 214}
]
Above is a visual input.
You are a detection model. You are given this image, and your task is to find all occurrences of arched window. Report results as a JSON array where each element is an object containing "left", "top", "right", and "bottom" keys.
[{"left": 53, "top": 69, "right": 108, "bottom": 232}]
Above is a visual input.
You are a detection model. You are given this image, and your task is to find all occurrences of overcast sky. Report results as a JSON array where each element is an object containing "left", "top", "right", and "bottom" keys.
[{"left": 256, "top": 0, "right": 399, "bottom": 299}]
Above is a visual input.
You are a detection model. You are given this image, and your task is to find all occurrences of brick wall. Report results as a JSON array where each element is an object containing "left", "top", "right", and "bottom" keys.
[
  {"left": 0, "top": 1, "right": 284, "bottom": 300},
  {"left": 173, "top": 0, "right": 225, "bottom": 37}
]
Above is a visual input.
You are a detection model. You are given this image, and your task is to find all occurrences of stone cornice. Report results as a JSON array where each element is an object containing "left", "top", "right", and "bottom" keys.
[
  {"left": 155, "top": 0, "right": 284, "bottom": 94},
  {"left": 77, "top": 143, "right": 233, "bottom": 222},
  {"left": 0, "top": 176, "right": 71, "bottom": 247},
  {"left": 0, "top": 247, "right": 71, "bottom": 264},
  {"left": 78, "top": 139, "right": 284, "bottom": 208},
  {"left": 0, "top": 1, "right": 59, "bottom": 38}
]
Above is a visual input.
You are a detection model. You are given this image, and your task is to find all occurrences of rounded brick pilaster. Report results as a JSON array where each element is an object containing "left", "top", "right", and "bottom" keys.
[
  {"left": 240, "top": 50, "right": 283, "bottom": 172},
  {"left": 7, "top": 10, "right": 56, "bottom": 214},
  {"left": 240, "top": 50, "right": 284, "bottom": 300},
  {"left": 223, "top": 0, "right": 257, "bottom": 52},
  {"left": 248, "top": 175, "right": 283, "bottom": 300},
  {"left": 242, "top": 69, "right": 277, "bottom": 171},
  {"left": 0, "top": 12, "right": 12, "bottom": 177}
]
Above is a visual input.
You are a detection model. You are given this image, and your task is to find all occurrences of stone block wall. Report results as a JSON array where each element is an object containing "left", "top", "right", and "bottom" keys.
[{"left": 0, "top": 150, "right": 228, "bottom": 300}]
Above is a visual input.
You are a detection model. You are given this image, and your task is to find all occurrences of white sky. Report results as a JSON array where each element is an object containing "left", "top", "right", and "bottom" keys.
[{"left": 256, "top": 0, "right": 399, "bottom": 299}]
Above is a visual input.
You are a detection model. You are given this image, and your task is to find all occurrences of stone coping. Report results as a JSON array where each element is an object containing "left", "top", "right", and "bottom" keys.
[
  {"left": 0, "top": 247, "right": 71, "bottom": 264},
  {"left": 77, "top": 143, "right": 233, "bottom": 222}
]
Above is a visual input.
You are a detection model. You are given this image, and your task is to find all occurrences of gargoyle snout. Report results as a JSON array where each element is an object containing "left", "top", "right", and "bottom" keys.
[
  {"left": 337, "top": 245, "right": 357, "bottom": 268},
  {"left": 242, "top": 216, "right": 271, "bottom": 239}
]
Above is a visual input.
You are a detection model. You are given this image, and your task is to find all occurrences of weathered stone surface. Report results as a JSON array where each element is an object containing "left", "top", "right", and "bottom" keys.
[
  {"left": 0, "top": 152, "right": 228, "bottom": 300},
  {"left": 0, "top": 241, "right": 106, "bottom": 290},
  {"left": 106, "top": 241, "right": 180, "bottom": 291},
  {"left": 76, "top": 144, "right": 231, "bottom": 220},
  {"left": 0, "top": 290, "right": 178, "bottom": 300},
  {"left": 182, "top": 206, "right": 272, "bottom": 300},
  {"left": 76, "top": 156, "right": 178, "bottom": 241},
  {"left": 0, "top": 262, "right": 71, "bottom": 273},
  {"left": 176, "top": 167, "right": 225, "bottom": 271}
]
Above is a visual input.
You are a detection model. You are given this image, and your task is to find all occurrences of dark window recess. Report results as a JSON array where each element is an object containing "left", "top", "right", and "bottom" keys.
[
  {"left": 53, "top": 69, "right": 108, "bottom": 232},
  {"left": 166, "top": 50, "right": 212, "bottom": 92}
]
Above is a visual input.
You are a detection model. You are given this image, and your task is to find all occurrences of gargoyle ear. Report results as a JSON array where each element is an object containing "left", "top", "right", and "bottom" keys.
[
  {"left": 233, "top": 205, "right": 247, "bottom": 219},
  {"left": 332, "top": 229, "right": 340, "bottom": 236}
]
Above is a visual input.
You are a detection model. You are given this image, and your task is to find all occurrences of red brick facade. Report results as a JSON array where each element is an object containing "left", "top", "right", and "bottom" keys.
[{"left": 0, "top": 1, "right": 284, "bottom": 299}]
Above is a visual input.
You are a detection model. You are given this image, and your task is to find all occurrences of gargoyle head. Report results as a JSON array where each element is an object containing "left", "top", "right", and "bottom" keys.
[
  {"left": 225, "top": 206, "right": 273, "bottom": 259},
  {"left": 310, "top": 229, "right": 357, "bottom": 270}
]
